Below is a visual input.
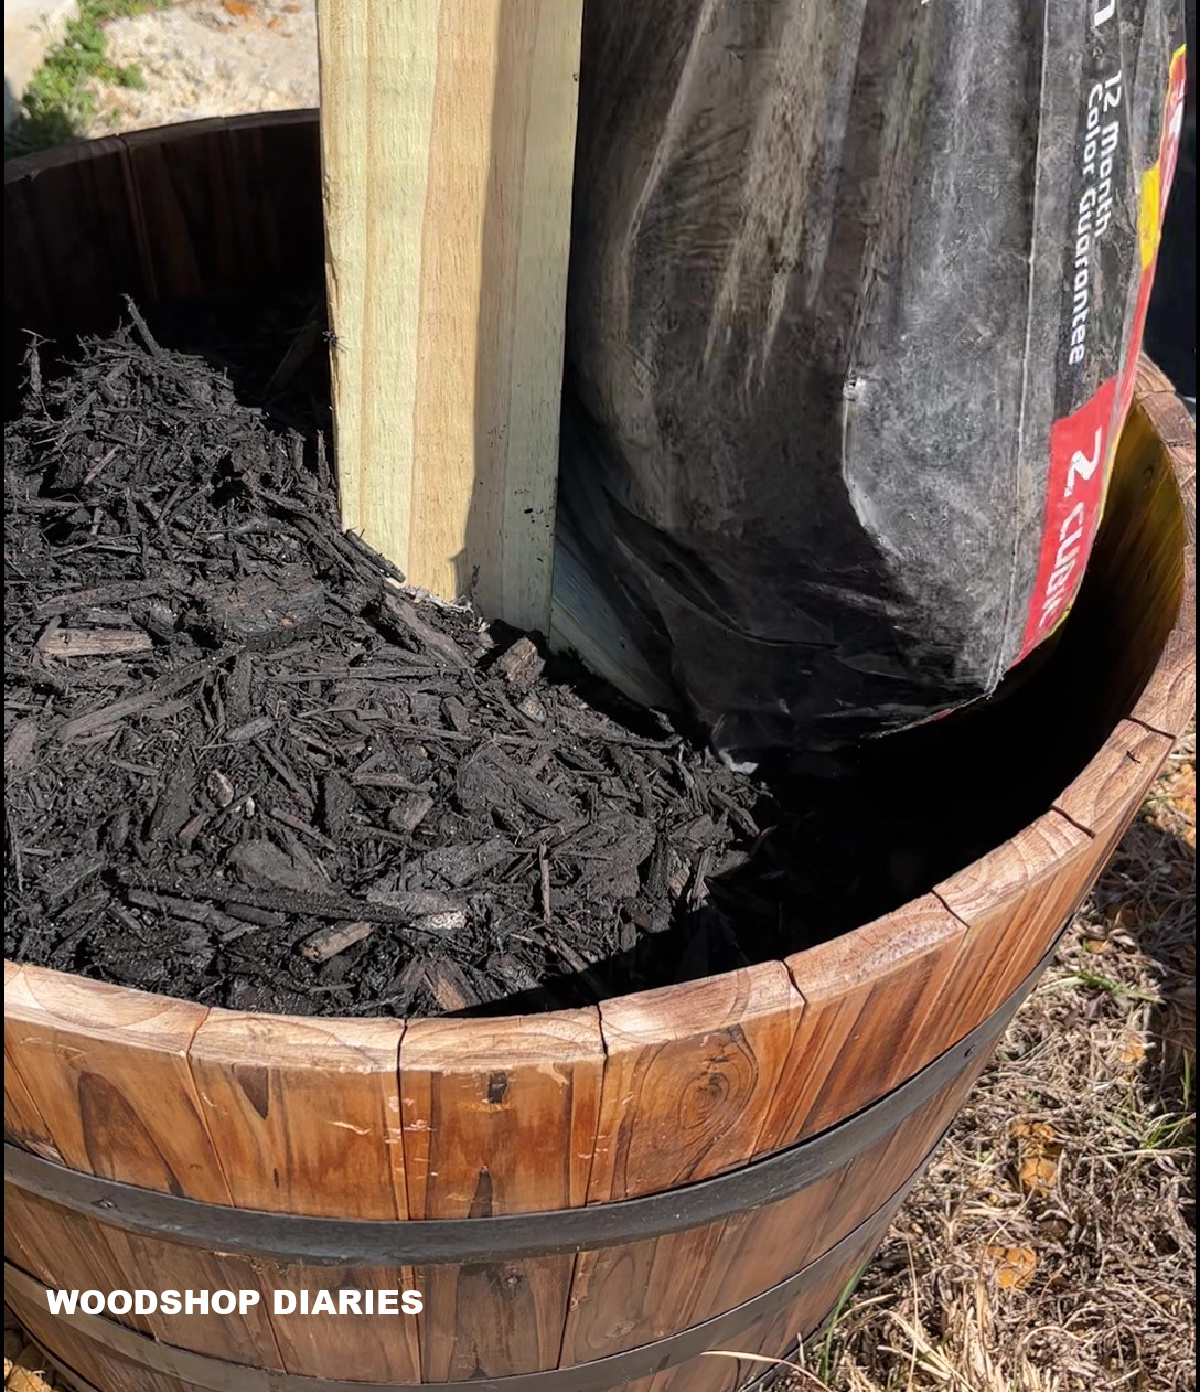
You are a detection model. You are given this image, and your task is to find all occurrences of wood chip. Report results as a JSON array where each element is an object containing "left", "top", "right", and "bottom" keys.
[
  {"left": 442, "top": 695, "right": 472, "bottom": 733},
  {"left": 518, "top": 692, "right": 548, "bottom": 724},
  {"left": 413, "top": 910, "right": 468, "bottom": 934},
  {"left": 206, "top": 771, "right": 236, "bottom": 808},
  {"left": 6, "top": 318, "right": 900, "bottom": 1024},
  {"left": 125, "top": 888, "right": 245, "bottom": 938},
  {"left": 34, "top": 578, "right": 168, "bottom": 619},
  {"left": 228, "top": 838, "right": 325, "bottom": 894},
  {"left": 3, "top": 719, "right": 38, "bottom": 777},
  {"left": 299, "top": 920, "right": 377, "bottom": 963},
  {"left": 538, "top": 841, "right": 552, "bottom": 922},
  {"left": 374, "top": 590, "right": 470, "bottom": 668},
  {"left": 38, "top": 626, "right": 153, "bottom": 658},
  {"left": 226, "top": 715, "right": 275, "bottom": 743},
  {"left": 494, "top": 635, "right": 544, "bottom": 687},
  {"left": 388, "top": 790, "right": 434, "bottom": 834},
  {"left": 365, "top": 887, "right": 463, "bottom": 916},
  {"left": 425, "top": 959, "right": 477, "bottom": 1011},
  {"left": 56, "top": 659, "right": 212, "bottom": 741}
]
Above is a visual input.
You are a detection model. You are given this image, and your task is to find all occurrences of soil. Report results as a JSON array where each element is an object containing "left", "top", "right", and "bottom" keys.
[{"left": 85, "top": 0, "right": 319, "bottom": 140}]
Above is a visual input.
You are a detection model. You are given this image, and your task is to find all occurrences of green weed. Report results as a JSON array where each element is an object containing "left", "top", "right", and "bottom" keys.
[
  {"left": 5, "top": 0, "right": 169, "bottom": 160},
  {"left": 1041, "top": 968, "right": 1159, "bottom": 1003},
  {"left": 816, "top": 1265, "right": 869, "bottom": 1383}
]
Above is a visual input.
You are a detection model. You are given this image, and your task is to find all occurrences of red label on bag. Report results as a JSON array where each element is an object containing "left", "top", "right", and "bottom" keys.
[
  {"left": 1017, "top": 378, "right": 1116, "bottom": 661},
  {"left": 1016, "top": 45, "right": 1186, "bottom": 667}
]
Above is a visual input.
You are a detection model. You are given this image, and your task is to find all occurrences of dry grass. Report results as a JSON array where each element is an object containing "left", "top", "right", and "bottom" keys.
[
  {"left": 5, "top": 740, "right": 1194, "bottom": 1392},
  {"left": 780, "top": 732, "right": 1196, "bottom": 1392},
  {"left": 3, "top": 1304, "right": 60, "bottom": 1392}
]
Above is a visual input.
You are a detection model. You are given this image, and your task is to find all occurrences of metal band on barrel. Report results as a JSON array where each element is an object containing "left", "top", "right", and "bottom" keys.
[
  {"left": 2, "top": 932, "right": 1060, "bottom": 1265},
  {"left": 4, "top": 1182, "right": 909, "bottom": 1392}
]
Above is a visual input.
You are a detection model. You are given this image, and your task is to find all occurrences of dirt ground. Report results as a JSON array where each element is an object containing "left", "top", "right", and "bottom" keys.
[
  {"left": 82, "top": 0, "right": 318, "bottom": 136},
  {"left": 5, "top": 3, "right": 1196, "bottom": 1389},
  {"left": 782, "top": 732, "right": 1196, "bottom": 1392}
]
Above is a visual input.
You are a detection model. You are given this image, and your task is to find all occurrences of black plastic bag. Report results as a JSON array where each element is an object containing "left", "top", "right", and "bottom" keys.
[{"left": 559, "top": 0, "right": 1188, "bottom": 763}]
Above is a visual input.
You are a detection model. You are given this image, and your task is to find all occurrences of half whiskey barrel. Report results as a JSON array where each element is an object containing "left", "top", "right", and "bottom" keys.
[{"left": 3, "top": 114, "right": 1196, "bottom": 1392}]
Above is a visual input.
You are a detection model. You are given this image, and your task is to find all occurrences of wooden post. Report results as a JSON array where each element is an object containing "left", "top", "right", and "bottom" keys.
[{"left": 316, "top": 0, "right": 582, "bottom": 635}]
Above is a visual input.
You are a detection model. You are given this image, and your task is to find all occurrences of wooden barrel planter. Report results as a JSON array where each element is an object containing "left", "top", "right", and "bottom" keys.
[{"left": 3, "top": 114, "right": 1196, "bottom": 1392}]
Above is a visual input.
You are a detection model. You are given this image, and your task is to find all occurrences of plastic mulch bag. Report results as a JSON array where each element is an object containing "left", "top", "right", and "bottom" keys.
[{"left": 558, "top": 0, "right": 1188, "bottom": 764}]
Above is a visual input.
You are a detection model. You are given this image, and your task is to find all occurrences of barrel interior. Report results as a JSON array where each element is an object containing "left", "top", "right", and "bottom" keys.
[
  {"left": 3, "top": 111, "right": 1190, "bottom": 970},
  {"left": 3, "top": 114, "right": 1195, "bottom": 1392}
]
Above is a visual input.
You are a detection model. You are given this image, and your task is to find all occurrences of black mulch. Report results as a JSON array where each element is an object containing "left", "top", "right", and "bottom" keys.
[{"left": 2, "top": 300, "right": 1082, "bottom": 1018}]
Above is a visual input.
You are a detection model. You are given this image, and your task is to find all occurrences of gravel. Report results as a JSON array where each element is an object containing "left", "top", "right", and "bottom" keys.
[{"left": 85, "top": 0, "right": 318, "bottom": 137}]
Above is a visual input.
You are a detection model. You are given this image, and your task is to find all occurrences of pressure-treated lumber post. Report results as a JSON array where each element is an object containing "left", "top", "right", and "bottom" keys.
[{"left": 316, "top": 0, "right": 582, "bottom": 634}]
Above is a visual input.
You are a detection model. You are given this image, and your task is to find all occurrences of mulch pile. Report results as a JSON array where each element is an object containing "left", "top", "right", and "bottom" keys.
[
  {"left": 4, "top": 307, "right": 858, "bottom": 1018},
  {"left": 4, "top": 301, "right": 1083, "bottom": 1018}
]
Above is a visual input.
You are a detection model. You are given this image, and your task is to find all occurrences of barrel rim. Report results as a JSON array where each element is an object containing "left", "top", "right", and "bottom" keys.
[
  {"left": 2, "top": 923, "right": 1060, "bottom": 1264},
  {"left": 2, "top": 114, "right": 1194, "bottom": 1041},
  {"left": 2, "top": 107, "right": 322, "bottom": 184}
]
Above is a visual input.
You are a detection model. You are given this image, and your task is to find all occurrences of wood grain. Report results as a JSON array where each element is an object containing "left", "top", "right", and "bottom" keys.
[
  {"left": 3, "top": 966, "right": 229, "bottom": 1202},
  {"left": 3, "top": 1281, "right": 187, "bottom": 1392},
  {"left": 317, "top": 0, "right": 582, "bottom": 631},
  {"left": 399, "top": 1009, "right": 603, "bottom": 1378},
  {"left": 590, "top": 963, "right": 804, "bottom": 1203},
  {"left": 1099, "top": 364, "right": 1195, "bottom": 740},
  {"left": 5, "top": 1264, "right": 234, "bottom": 1392},
  {"left": 186, "top": 1012, "right": 418, "bottom": 1381},
  {"left": 559, "top": 1056, "right": 988, "bottom": 1367},
  {"left": 120, "top": 114, "right": 322, "bottom": 308},
  {"left": 400, "top": 1009, "right": 604, "bottom": 1216},
  {"left": 235, "top": 1258, "right": 421, "bottom": 1383},
  {"left": 1135, "top": 358, "right": 1196, "bottom": 447},
  {"left": 558, "top": 965, "right": 803, "bottom": 1374},
  {"left": 766, "top": 896, "right": 964, "bottom": 1148},
  {"left": 800, "top": 1060, "right": 987, "bottom": 1262},
  {"left": 3, "top": 1189, "right": 143, "bottom": 1332},
  {"left": 2, "top": 963, "right": 60, "bottom": 1162},
  {"left": 925, "top": 811, "right": 1098, "bottom": 1052},
  {"left": 1129, "top": 424, "right": 1195, "bottom": 740},
  {"left": 633, "top": 1193, "right": 904, "bottom": 1392},
  {"left": 187, "top": 1011, "right": 406, "bottom": 1218},
  {"left": 1054, "top": 718, "right": 1173, "bottom": 851},
  {"left": 8, "top": 1196, "right": 423, "bottom": 1385},
  {"left": 5, "top": 1192, "right": 284, "bottom": 1370},
  {"left": 3, "top": 974, "right": 287, "bottom": 1371},
  {"left": 559, "top": 1167, "right": 846, "bottom": 1366}
]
